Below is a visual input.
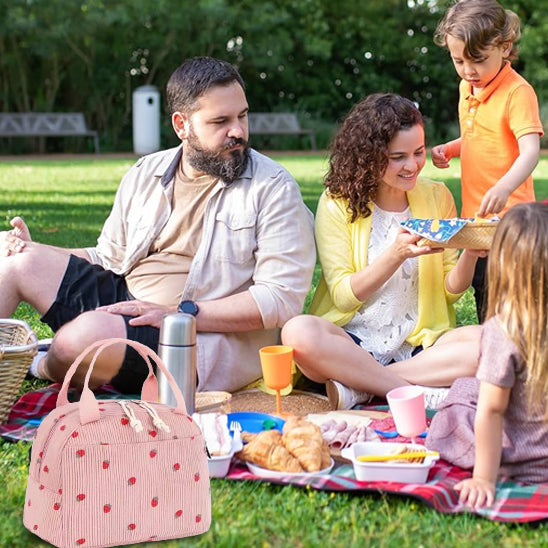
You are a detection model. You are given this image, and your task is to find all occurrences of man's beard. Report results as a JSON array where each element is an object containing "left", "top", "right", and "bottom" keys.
[{"left": 186, "top": 128, "right": 250, "bottom": 184}]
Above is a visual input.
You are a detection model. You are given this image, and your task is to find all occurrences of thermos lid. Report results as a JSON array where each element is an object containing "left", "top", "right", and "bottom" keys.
[{"left": 159, "top": 313, "right": 196, "bottom": 346}]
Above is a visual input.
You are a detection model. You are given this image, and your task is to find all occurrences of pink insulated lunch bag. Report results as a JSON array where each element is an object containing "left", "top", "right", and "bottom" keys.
[{"left": 23, "top": 338, "right": 211, "bottom": 547}]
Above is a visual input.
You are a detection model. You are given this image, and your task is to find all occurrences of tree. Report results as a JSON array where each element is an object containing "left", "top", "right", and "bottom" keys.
[{"left": 0, "top": 0, "right": 544, "bottom": 151}]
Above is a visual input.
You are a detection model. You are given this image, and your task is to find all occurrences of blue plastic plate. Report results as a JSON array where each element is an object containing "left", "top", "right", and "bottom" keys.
[{"left": 227, "top": 412, "right": 285, "bottom": 434}]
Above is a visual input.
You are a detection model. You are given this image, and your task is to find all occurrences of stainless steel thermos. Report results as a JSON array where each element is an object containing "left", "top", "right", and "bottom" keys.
[{"left": 157, "top": 313, "right": 197, "bottom": 414}]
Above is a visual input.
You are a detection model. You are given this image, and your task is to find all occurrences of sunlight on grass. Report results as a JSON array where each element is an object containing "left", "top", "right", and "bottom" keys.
[{"left": 1, "top": 154, "right": 548, "bottom": 547}]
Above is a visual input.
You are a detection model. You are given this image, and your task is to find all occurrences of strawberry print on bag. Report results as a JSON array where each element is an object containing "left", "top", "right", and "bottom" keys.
[{"left": 23, "top": 338, "right": 211, "bottom": 548}]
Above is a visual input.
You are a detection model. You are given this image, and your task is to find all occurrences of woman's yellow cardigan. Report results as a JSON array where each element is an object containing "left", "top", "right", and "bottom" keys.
[{"left": 309, "top": 178, "right": 464, "bottom": 350}]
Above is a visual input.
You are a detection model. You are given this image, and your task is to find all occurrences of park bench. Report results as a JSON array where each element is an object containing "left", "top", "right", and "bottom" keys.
[
  {"left": 248, "top": 113, "right": 316, "bottom": 150},
  {"left": 0, "top": 112, "right": 100, "bottom": 153}
]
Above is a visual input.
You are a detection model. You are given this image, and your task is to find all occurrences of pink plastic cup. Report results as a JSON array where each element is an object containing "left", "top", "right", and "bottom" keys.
[{"left": 386, "top": 385, "right": 426, "bottom": 441}]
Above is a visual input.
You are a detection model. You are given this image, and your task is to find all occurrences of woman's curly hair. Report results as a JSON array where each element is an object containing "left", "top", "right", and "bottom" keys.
[{"left": 325, "top": 93, "right": 423, "bottom": 222}]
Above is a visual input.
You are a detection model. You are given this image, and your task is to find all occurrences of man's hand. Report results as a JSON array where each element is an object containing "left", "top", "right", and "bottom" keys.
[
  {"left": 98, "top": 300, "right": 176, "bottom": 329},
  {"left": 431, "top": 145, "right": 451, "bottom": 169},
  {"left": 0, "top": 217, "right": 31, "bottom": 256}
]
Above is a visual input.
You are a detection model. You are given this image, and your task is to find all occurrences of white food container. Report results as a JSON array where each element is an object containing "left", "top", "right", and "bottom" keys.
[
  {"left": 207, "top": 437, "right": 242, "bottom": 478},
  {"left": 341, "top": 442, "right": 439, "bottom": 484},
  {"left": 208, "top": 452, "right": 234, "bottom": 478}
]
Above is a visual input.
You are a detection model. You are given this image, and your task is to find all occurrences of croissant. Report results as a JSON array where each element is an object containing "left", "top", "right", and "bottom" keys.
[
  {"left": 320, "top": 442, "right": 332, "bottom": 470},
  {"left": 236, "top": 429, "right": 304, "bottom": 473},
  {"left": 282, "top": 416, "right": 326, "bottom": 472}
]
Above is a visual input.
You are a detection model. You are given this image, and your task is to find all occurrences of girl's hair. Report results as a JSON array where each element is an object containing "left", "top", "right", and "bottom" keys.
[
  {"left": 324, "top": 93, "right": 423, "bottom": 222},
  {"left": 486, "top": 202, "right": 548, "bottom": 417},
  {"left": 434, "top": 0, "right": 521, "bottom": 61}
]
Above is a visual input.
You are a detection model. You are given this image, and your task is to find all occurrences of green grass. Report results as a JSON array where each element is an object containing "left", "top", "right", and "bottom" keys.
[{"left": 1, "top": 153, "right": 548, "bottom": 546}]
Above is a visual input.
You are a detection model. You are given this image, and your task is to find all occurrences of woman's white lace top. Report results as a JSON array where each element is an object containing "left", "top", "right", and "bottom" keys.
[{"left": 345, "top": 204, "right": 418, "bottom": 364}]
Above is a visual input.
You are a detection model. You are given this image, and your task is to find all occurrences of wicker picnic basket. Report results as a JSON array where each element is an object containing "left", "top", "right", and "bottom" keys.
[
  {"left": 419, "top": 220, "right": 499, "bottom": 250},
  {"left": 195, "top": 390, "right": 232, "bottom": 413},
  {"left": 0, "top": 319, "right": 38, "bottom": 424}
]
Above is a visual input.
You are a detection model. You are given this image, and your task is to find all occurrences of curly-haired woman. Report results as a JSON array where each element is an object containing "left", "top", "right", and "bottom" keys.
[{"left": 282, "top": 93, "right": 485, "bottom": 410}]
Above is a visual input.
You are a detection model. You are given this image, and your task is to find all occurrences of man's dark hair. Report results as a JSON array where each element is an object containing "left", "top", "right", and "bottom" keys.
[{"left": 166, "top": 56, "right": 245, "bottom": 115}]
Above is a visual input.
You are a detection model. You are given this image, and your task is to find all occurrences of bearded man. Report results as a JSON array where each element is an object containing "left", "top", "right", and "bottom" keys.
[{"left": 0, "top": 57, "right": 315, "bottom": 393}]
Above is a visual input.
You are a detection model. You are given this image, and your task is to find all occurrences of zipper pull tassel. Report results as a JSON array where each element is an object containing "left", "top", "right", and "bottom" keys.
[
  {"left": 138, "top": 401, "right": 171, "bottom": 433},
  {"left": 117, "top": 401, "right": 143, "bottom": 433}
]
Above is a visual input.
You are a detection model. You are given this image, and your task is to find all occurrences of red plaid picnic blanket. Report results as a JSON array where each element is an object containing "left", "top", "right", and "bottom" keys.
[
  {"left": 0, "top": 383, "right": 123, "bottom": 442},
  {"left": 225, "top": 408, "right": 548, "bottom": 524},
  {"left": 3, "top": 387, "right": 548, "bottom": 523},
  {"left": 226, "top": 458, "right": 548, "bottom": 523}
]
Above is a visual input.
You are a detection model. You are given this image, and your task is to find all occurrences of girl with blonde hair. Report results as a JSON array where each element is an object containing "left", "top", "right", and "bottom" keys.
[{"left": 427, "top": 202, "right": 548, "bottom": 508}]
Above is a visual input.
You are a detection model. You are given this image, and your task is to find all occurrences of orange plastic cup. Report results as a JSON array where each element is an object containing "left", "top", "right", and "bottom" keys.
[{"left": 259, "top": 345, "right": 293, "bottom": 391}]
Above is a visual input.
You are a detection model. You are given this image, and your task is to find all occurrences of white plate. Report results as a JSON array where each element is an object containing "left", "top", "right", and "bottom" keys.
[{"left": 246, "top": 458, "right": 334, "bottom": 479}]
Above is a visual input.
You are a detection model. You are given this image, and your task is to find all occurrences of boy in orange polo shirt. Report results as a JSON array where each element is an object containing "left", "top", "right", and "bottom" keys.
[{"left": 431, "top": 0, "right": 543, "bottom": 322}]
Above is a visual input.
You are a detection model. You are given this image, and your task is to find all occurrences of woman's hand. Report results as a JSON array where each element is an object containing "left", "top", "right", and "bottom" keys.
[
  {"left": 98, "top": 300, "right": 176, "bottom": 329},
  {"left": 393, "top": 228, "right": 444, "bottom": 260},
  {"left": 454, "top": 477, "right": 496, "bottom": 510}
]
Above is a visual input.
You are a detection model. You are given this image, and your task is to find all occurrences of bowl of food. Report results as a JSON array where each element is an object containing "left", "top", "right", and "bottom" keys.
[
  {"left": 193, "top": 412, "right": 238, "bottom": 478},
  {"left": 207, "top": 447, "right": 235, "bottom": 479},
  {"left": 341, "top": 442, "right": 439, "bottom": 484}
]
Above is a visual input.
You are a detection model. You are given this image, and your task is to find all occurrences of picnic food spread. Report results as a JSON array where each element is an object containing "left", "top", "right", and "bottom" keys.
[
  {"left": 236, "top": 416, "right": 331, "bottom": 473},
  {"left": 307, "top": 411, "right": 380, "bottom": 451},
  {"left": 193, "top": 407, "right": 434, "bottom": 481}
]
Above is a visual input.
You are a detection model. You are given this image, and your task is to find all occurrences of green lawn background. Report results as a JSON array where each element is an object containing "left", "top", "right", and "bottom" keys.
[{"left": 0, "top": 153, "right": 547, "bottom": 547}]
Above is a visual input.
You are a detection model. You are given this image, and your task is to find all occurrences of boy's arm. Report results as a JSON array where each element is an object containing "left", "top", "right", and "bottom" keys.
[
  {"left": 478, "top": 132, "right": 540, "bottom": 216},
  {"left": 431, "top": 138, "right": 461, "bottom": 169}
]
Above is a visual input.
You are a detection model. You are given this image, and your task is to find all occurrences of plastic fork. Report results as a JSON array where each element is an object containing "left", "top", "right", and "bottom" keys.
[{"left": 230, "top": 420, "right": 243, "bottom": 451}]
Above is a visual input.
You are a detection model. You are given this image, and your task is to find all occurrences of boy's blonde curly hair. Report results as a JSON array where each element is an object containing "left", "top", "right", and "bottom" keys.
[{"left": 434, "top": 0, "right": 521, "bottom": 61}]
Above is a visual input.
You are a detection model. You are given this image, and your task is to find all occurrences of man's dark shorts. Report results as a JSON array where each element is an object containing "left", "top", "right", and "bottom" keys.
[{"left": 41, "top": 254, "right": 158, "bottom": 394}]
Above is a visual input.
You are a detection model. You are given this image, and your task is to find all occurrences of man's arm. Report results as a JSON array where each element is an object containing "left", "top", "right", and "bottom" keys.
[{"left": 103, "top": 291, "right": 264, "bottom": 332}]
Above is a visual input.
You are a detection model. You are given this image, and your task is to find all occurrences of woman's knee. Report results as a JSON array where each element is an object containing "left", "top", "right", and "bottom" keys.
[{"left": 282, "top": 315, "right": 325, "bottom": 354}]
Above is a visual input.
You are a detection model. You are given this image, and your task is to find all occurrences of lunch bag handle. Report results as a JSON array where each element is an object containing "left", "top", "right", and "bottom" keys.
[{"left": 57, "top": 338, "right": 188, "bottom": 424}]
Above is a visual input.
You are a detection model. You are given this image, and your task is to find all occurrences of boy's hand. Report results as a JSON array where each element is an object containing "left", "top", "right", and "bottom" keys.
[
  {"left": 431, "top": 145, "right": 451, "bottom": 169},
  {"left": 454, "top": 477, "right": 496, "bottom": 510},
  {"left": 478, "top": 184, "right": 511, "bottom": 216}
]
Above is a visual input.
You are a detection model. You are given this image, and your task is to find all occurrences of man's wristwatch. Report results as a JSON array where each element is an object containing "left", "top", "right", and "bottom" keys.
[{"left": 177, "top": 299, "right": 199, "bottom": 316}]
